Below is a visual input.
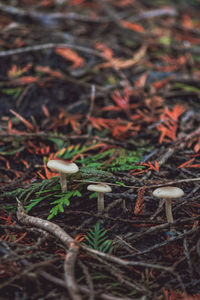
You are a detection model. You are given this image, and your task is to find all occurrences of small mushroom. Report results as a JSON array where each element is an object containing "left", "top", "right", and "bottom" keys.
[
  {"left": 152, "top": 186, "right": 184, "bottom": 223},
  {"left": 87, "top": 183, "right": 112, "bottom": 212},
  {"left": 47, "top": 159, "right": 79, "bottom": 192}
]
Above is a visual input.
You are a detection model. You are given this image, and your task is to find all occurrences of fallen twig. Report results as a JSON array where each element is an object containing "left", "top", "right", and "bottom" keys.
[
  {"left": 16, "top": 198, "right": 82, "bottom": 300},
  {"left": 16, "top": 199, "right": 188, "bottom": 297}
]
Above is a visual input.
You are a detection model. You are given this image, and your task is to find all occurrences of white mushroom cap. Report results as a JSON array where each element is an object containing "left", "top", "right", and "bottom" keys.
[
  {"left": 87, "top": 183, "right": 112, "bottom": 193},
  {"left": 47, "top": 160, "right": 79, "bottom": 174},
  {"left": 153, "top": 186, "right": 184, "bottom": 199}
]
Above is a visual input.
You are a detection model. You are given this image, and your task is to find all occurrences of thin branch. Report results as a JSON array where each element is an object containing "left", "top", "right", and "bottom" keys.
[
  {"left": 64, "top": 242, "right": 82, "bottom": 300},
  {"left": 16, "top": 198, "right": 81, "bottom": 300},
  {"left": 16, "top": 200, "right": 190, "bottom": 297},
  {"left": 0, "top": 43, "right": 102, "bottom": 58},
  {"left": 38, "top": 270, "right": 134, "bottom": 300}
]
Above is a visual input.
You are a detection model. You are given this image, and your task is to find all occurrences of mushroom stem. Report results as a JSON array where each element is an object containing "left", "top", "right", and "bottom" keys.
[
  {"left": 122, "top": 199, "right": 127, "bottom": 212},
  {"left": 59, "top": 172, "right": 67, "bottom": 192},
  {"left": 165, "top": 198, "right": 173, "bottom": 223},
  {"left": 97, "top": 192, "right": 104, "bottom": 212}
]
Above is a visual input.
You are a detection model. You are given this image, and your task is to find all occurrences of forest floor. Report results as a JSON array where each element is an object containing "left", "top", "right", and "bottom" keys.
[{"left": 0, "top": 0, "right": 200, "bottom": 299}]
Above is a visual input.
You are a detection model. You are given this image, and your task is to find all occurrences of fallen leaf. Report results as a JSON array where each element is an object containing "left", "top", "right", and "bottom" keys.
[{"left": 56, "top": 47, "right": 85, "bottom": 69}]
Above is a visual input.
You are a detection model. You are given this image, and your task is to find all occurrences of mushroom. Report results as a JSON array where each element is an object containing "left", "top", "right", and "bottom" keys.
[
  {"left": 152, "top": 186, "right": 184, "bottom": 223},
  {"left": 87, "top": 183, "right": 112, "bottom": 212},
  {"left": 47, "top": 159, "right": 79, "bottom": 192}
]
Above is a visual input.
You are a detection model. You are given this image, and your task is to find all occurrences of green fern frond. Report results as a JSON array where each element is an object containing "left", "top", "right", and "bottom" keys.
[
  {"left": 0, "top": 177, "right": 59, "bottom": 202},
  {"left": 1, "top": 177, "right": 82, "bottom": 220},
  {"left": 82, "top": 221, "right": 113, "bottom": 253},
  {"left": 77, "top": 148, "right": 145, "bottom": 173},
  {"left": 77, "top": 149, "right": 115, "bottom": 168},
  {"left": 47, "top": 190, "right": 82, "bottom": 220},
  {"left": 1, "top": 144, "right": 149, "bottom": 217},
  {"left": 106, "top": 148, "right": 145, "bottom": 172}
]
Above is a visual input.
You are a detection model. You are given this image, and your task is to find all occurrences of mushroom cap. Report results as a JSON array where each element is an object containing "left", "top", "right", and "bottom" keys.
[
  {"left": 87, "top": 183, "right": 112, "bottom": 193},
  {"left": 47, "top": 160, "right": 79, "bottom": 174},
  {"left": 153, "top": 186, "right": 184, "bottom": 199}
]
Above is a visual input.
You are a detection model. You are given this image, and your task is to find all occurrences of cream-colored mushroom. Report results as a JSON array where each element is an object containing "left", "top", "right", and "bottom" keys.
[
  {"left": 47, "top": 160, "right": 79, "bottom": 192},
  {"left": 87, "top": 183, "right": 112, "bottom": 212},
  {"left": 153, "top": 186, "right": 184, "bottom": 223}
]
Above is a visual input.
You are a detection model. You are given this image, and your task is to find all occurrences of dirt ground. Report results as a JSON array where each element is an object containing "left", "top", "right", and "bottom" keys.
[{"left": 0, "top": 0, "right": 200, "bottom": 299}]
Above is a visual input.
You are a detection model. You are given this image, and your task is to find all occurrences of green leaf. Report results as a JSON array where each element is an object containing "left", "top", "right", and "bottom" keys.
[
  {"left": 48, "top": 137, "right": 65, "bottom": 150},
  {"left": 47, "top": 190, "right": 82, "bottom": 220},
  {"left": 172, "top": 83, "right": 200, "bottom": 95},
  {"left": 2, "top": 87, "right": 22, "bottom": 99},
  {"left": 82, "top": 221, "right": 113, "bottom": 253}
]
